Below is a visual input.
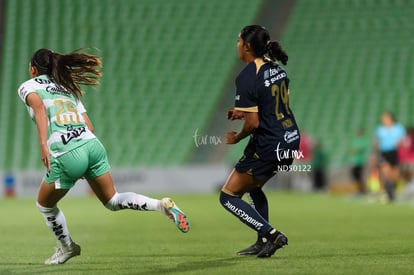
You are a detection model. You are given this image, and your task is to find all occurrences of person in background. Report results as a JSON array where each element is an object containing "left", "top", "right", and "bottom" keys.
[
  {"left": 398, "top": 126, "right": 414, "bottom": 195},
  {"left": 311, "top": 140, "right": 327, "bottom": 191},
  {"left": 298, "top": 131, "right": 314, "bottom": 163},
  {"left": 290, "top": 130, "right": 314, "bottom": 191},
  {"left": 374, "top": 111, "right": 406, "bottom": 202},
  {"left": 349, "top": 128, "right": 371, "bottom": 194}
]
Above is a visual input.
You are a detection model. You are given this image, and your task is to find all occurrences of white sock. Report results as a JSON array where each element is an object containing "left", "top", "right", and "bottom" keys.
[
  {"left": 105, "top": 192, "right": 161, "bottom": 212},
  {"left": 36, "top": 202, "right": 72, "bottom": 247}
]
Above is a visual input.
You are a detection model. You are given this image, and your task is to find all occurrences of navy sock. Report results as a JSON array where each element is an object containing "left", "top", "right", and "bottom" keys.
[
  {"left": 247, "top": 188, "right": 269, "bottom": 221},
  {"left": 220, "top": 191, "right": 272, "bottom": 236},
  {"left": 247, "top": 188, "right": 269, "bottom": 243},
  {"left": 384, "top": 180, "right": 395, "bottom": 201}
]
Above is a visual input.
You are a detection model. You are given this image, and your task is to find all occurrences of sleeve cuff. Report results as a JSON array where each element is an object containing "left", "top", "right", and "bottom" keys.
[{"left": 234, "top": 106, "right": 258, "bottom": 112}]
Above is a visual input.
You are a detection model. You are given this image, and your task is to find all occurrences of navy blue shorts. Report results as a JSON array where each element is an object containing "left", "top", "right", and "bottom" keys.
[{"left": 235, "top": 154, "right": 294, "bottom": 181}]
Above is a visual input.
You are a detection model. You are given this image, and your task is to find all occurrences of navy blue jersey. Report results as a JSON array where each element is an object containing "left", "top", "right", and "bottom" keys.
[{"left": 234, "top": 61, "right": 300, "bottom": 160}]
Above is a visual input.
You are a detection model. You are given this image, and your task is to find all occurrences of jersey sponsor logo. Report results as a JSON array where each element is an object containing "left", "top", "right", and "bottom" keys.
[
  {"left": 264, "top": 67, "right": 282, "bottom": 79},
  {"left": 264, "top": 67, "right": 283, "bottom": 77},
  {"left": 223, "top": 200, "right": 264, "bottom": 231},
  {"left": 46, "top": 85, "right": 71, "bottom": 96},
  {"left": 235, "top": 95, "right": 240, "bottom": 101},
  {"left": 264, "top": 72, "right": 287, "bottom": 87},
  {"left": 284, "top": 129, "right": 299, "bottom": 143},
  {"left": 60, "top": 125, "right": 86, "bottom": 145},
  {"left": 34, "top": 78, "right": 52, "bottom": 84}
]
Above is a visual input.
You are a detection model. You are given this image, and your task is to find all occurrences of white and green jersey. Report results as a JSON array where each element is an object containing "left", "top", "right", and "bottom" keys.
[{"left": 18, "top": 75, "right": 96, "bottom": 158}]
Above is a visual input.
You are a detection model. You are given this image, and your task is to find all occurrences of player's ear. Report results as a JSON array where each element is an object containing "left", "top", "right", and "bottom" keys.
[
  {"left": 244, "top": 43, "right": 252, "bottom": 52},
  {"left": 29, "top": 65, "right": 38, "bottom": 78}
]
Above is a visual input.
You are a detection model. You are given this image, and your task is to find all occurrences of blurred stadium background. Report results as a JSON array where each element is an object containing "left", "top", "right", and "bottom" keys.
[{"left": 0, "top": 0, "right": 413, "bottom": 197}]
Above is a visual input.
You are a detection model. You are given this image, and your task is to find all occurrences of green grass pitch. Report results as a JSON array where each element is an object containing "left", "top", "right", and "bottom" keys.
[{"left": 1, "top": 192, "right": 413, "bottom": 275}]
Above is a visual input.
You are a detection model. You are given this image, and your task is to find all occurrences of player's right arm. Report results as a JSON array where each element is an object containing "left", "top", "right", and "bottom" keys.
[
  {"left": 226, "top": 111, "right": 259, "bottom": 144},
  {"left": 76, "top": 100, "right": 94, "bottom": 133},
  {"left": 227, "top": 109, "right": 244, "bottom": 120},
  {"left": 227, "top": 65, "right": 259, "bottom": 144},
  {"left": 82, "top": 113, "right": 94, "bottom": 133},
  {"left": 26, "top": 93, "right": 50, "bottom": 171}
]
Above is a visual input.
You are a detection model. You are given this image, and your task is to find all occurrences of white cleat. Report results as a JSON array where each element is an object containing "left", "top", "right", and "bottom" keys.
[
  {"left": 161, "top": 198, "right": 190, "bottom": 233},
  {"left": 44, "top": 241, "right": 81, "bottom": 265}
]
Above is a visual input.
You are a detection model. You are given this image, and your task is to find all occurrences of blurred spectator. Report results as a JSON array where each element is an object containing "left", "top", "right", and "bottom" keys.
[
  {"left": 292, "top": 131, "right": 314, "bottom": 192},
  {"left": 366, "top": 153, "right": 381, "bottom": 195},
  {"left": 299, "top": 131, "right": 314, "bottom": 163},
  {"left": 349, "top": 128, "right": 371, "bottom": 194},
  {"left": 374, "top": 111, "right": 406, "bottom": 202},
  {"left": 312, "top": 140, "right": 327, "bottom": 191},
  {"left": 4, "top": 174, "right": 16, "bottom": 197},
  {"left": 398, "top": 127, "right": 414, "bottom": 196}
]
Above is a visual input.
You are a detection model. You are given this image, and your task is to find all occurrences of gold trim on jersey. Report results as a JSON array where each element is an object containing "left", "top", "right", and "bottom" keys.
[
  {"left": 221, "top": 188, "right": 242, "bottom": 197},
  {"left": 234, "top": 106, "right": 258, "bottom": 113}
]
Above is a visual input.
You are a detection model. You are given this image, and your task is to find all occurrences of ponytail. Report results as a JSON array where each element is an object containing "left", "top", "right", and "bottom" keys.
[
  {"left": 266, "top": 41, "right": 288, "bottom": 65},
  {"left": 30, "top": 48, "right": 102, "bottom": 98},
  {"left": 240, "top": 25, "right": 289, "bottom": 65}
]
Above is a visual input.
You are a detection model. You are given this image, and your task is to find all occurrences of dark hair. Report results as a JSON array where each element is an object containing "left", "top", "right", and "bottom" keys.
[
  {"left": 30, "top": 48, "right": 102, "bottom": 98},
  {"left": 240, "top": 25, "right": 288, "bottom": 65}
]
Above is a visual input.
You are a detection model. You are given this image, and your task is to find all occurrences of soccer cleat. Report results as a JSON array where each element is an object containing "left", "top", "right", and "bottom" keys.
[
  {"left": 237, "top": 240, "right": 266, "bottom": 256},
  {"left": 256, "top": 231, "right": 288, "bottom": 258},
  {"left": 161, "top": 198, "right": 190, "bottom": 233},
  {"left": 44, "top": 241, "right": 81, "bottom": 265}
]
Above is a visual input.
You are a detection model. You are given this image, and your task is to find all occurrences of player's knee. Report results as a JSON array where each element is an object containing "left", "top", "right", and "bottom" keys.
[
  {"left": 219, "top": 189, "right": 235, "bottom": 208},
  {"left": 36, "top": 201, "right": 58, "bottom": 214},
  {"left": 105, "top": 192, "right": 120, "bottom": 211},
  {"left": 219, "top": 190, "right": 225, "bottom": 206}
]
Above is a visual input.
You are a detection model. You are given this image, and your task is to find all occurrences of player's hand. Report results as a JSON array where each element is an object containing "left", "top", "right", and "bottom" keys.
[
  {"left": 227, "top": 109, "right": 244, "bottom": 120},
  {"left": 226, "top": 109, "right": 234, "bottom": 119},
  {"left": 226, "top": 131, "right": 239, "bottom": 144},
  {"left": 40, "top": 144, "right": 50, "bottom": 172}
]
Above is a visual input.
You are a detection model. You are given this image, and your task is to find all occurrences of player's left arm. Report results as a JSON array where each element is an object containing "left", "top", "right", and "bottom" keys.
[{"left": 226, "top": 111, "right": 259, "bottom": 144}]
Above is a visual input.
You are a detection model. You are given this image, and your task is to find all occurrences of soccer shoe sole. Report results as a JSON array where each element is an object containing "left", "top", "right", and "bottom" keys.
[
  {"left": 162, "top": 198, "right": 190, "bottom": 233},
  {"left": 237, "top": 243, "right": 265, "bottom": 256}
]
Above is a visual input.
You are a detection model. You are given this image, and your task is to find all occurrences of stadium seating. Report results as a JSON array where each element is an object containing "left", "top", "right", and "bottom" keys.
[
  {"left": 1, "top": 0, "right": 412, "bottom": 171},
  {"left": 0, "top": 0, "right": 261, "bottom": 169}
]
